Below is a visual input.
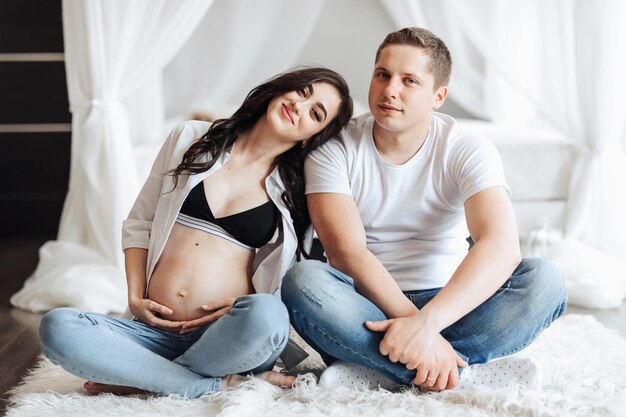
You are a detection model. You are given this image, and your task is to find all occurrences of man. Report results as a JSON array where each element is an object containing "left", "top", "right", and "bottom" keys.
[{"left": 281, "top": 27, "right": 567, "bottom": 391}]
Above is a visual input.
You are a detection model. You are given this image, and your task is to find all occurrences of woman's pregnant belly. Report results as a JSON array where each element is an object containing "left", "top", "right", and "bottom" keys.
[{"left": 147, "top": 223, "right": 255, "bottom": 321}]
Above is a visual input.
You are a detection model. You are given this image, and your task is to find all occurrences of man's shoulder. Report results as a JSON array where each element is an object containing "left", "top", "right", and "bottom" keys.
[
  {"left": 340, "top": 112, "right": 373, "bottom": 144},
  {"left": 432, "top": 112, "right": 459, "bottom": 139},
  {"left": 433, "top": 111, "right": 456, "bottom": 125},
  {"left": 432, "top": 112, "right": 491, "bottom": 149},
  {"left": 313, "top": 112, "right": 373, "bottom": 155},
  {"left": 430, "top": 114, "right": 502, "bottom": 180}
]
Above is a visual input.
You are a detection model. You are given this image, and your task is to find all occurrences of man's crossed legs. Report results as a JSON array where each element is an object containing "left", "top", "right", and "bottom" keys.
[{"left": 281, "top": 258, "right": 567, "bottom": 390}]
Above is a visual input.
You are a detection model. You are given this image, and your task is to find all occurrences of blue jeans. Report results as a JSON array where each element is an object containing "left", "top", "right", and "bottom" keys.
[
  {"left": 281, "top": 258, "right": 567, "bottom": 384},
  {"left": 39, "top": 294, "right": 290, "bottom": 398}
]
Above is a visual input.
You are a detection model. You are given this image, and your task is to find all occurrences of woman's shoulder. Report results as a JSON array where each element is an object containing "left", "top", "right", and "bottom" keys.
[
  {"left": 168, "top": 120, "right": 212, "bottom": 145},
  {"left": 151, "top": 120, "right": 214, "bottom": 171},
  {"left": 159, "top": 120, "right": 213, "bottom": 159}
]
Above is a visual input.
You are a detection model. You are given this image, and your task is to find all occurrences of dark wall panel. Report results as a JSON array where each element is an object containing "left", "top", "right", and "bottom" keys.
[
  {"left": 0, "top": 132, "right": 70, "bottom": 237},
  {"left": 0, "top": 62, "right": 71, "bottom": 124},
  {"left": 1, "top": 0, "right": 69, "bottom": 238},
  {"left": 0, "top": 132, "right": 71, "bottom": 194},
  {"left": 0, "top": 0, "right": 64, "bottom": 53},
  {"left": 0, "top": 198, "right": 65, "bottom": 237}
]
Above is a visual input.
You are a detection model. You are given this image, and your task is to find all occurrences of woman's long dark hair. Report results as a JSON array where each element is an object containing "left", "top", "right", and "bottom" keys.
[{"left": 171, "top": 67, "right": 353, "bottom": 259}]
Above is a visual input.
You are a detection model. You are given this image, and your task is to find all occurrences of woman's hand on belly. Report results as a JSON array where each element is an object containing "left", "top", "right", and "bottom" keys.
[
  {"left": 179, "top": 297, "right": 237, "bottom": 334},
  {"left": 129, "top": 298, "right": 184, "bottom": 332},
  {"left": 148, "top": 223, "right": 256, "bottom": 322}
]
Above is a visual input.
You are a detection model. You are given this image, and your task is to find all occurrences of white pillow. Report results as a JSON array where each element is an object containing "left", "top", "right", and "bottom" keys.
[{"left": 546, "top": 239, "right": 626, "bottom": 309}]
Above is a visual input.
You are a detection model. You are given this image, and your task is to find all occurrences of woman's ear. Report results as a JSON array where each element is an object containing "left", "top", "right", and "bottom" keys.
[{"left": 301, "top": 140, "right": 309, "bottom": 148}]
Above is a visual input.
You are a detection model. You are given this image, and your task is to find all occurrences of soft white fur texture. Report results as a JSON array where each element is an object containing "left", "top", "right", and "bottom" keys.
[{"left": 6, "top": 314, "right": 626, "bottom": 417}]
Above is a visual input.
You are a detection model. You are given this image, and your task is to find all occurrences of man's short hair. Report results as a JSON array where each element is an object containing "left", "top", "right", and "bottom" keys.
[{"left": 375, "top": 27, "right": 452, "bottom": 90}]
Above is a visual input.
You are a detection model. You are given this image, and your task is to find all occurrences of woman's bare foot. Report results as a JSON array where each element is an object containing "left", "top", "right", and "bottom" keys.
[
  {"left": 221, "top": 371, "right": 296, "bottom": 389},
  {"left": 84, "top": 371, "right": 296, "bottom": 395},
  {"left": 257, "top": 371, "right": 297, "bottom": 388},
  {"left": 83, "top": 380, "right": 149, "bottom": 396}
]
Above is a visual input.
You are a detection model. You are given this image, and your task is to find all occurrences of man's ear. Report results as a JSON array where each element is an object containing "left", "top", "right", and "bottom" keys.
[{"left": 432, "top": 85, "right": 448, "bottom": 110}]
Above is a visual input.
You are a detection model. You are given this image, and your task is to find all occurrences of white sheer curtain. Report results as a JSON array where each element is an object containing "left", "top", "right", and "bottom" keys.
[
  {"left": 553, "top": 1, "right": 626, "bottom": 261},
  {"left": 380, "top": 0, "right": 485, "bottom": 118},
  {"left": 380, "top": 0, "right": 539, "bottom": 123},
  {"left": 163, "top": 0, "right": 326, "bottom": 120},
  {"left": 11, "top": 0, "right": 213, "bottom": 314}
]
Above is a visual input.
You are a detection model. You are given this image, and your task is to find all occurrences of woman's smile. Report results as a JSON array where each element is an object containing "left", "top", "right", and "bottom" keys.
[{"left": 281, "top": 103, "right": 294, "bottom": 124}]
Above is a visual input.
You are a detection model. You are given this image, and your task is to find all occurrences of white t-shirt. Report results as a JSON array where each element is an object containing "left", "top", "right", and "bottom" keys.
[{"left": 305, "top": 112, "right": 510, "bottom": 290}]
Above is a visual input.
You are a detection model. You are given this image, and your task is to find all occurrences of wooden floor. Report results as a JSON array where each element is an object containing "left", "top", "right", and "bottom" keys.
[
  {"left": 1, "top": 237, "right": 625, "bottom": 415},
  {"left": 0, "top": 238, "right": 46, "bottom": 415}
]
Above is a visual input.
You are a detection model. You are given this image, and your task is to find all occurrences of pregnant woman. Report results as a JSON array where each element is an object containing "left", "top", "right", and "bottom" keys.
[{"left": 39, "top": 67, "right": 353, "bottom": 398}]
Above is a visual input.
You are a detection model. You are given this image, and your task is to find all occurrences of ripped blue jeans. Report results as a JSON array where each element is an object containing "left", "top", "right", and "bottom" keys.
[
  {"left": 39, "top": 294, "right": 290, "bottom": 398},
  {"left": 281, "top": 258, "right": 568, "bottom": 384}
]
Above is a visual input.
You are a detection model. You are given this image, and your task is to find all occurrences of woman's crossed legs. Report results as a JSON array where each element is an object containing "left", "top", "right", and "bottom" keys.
[{"left": 39, "top": 294, "right": 292, "bottom": 398}]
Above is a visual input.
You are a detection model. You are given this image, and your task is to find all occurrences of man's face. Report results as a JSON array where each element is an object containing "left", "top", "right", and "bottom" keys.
[{"left": 368, "top": 44, "right": 447, "bottom": 136}]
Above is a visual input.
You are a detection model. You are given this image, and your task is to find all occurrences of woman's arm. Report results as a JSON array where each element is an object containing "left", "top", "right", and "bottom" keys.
[
  {"left": 125, "top": 247, "right": 149, "bottom": 307},
  {"left": 125, "top": 247, "right": 183, "bottom": 331}
]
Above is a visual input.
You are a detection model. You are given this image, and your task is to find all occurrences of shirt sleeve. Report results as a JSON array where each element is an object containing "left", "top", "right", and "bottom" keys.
[
  {"left": 449, "top": 132, "right": 511, "bottom": 203},
  {"left": 304, "top": 137, "right": 352, "bottom": 196},
  {"left": 121, "top": 122, "right": 188, "bottom": 251}
]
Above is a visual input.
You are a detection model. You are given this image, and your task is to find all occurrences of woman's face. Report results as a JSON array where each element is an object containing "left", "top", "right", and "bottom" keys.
[{"left": 266, "top": 82, "right": 342, "bottom": 143}]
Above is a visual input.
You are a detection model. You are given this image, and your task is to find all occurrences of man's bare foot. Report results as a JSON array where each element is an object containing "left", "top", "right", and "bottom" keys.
[
  {"left": 221, "top": 371, "right": 296, "bottom": 389},
  {"left": 83, "top": 380, "right": 149, "bottom": 396}
]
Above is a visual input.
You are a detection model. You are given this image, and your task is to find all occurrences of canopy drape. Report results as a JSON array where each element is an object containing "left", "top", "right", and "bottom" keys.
[
  {"left": 11, "top": 0, "right": 324, "bottom": 314},
  {"left": 163, "top": 0, "right": 326, "bottom": 119},
  {"left": 11, "top": 0, "right": 214, "bottom": 313},
  {"left": 12, "top": 0, "right": 625, "bottom": 314}
]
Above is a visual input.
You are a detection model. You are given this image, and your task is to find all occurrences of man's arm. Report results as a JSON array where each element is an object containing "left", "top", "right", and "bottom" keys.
[
  {"left": 418, "top": 186, "right": 521, "bottom": 333},
  {"left": 308, "top": 192, "right": 466, "bottom": 389},
  {"left": 307, "top": 192, "right": 417, "bottom": 318},
  {"left": 360, "top": 186, "right": 518, "bottom": 390}
]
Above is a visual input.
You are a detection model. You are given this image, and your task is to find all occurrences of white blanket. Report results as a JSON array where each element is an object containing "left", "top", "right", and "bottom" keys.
[{"left": 7, "top": 315, "right": 626, "bottom": 417}]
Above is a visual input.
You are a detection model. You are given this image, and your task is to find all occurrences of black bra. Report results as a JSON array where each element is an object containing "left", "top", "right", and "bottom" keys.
[{"left": 177, "top": 181, "right": 279, "bottom": 249}]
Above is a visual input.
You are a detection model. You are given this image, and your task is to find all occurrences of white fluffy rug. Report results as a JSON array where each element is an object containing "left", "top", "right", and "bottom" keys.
[{"left": 6, "top": 314, "right": 626, "bottom": 417}]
